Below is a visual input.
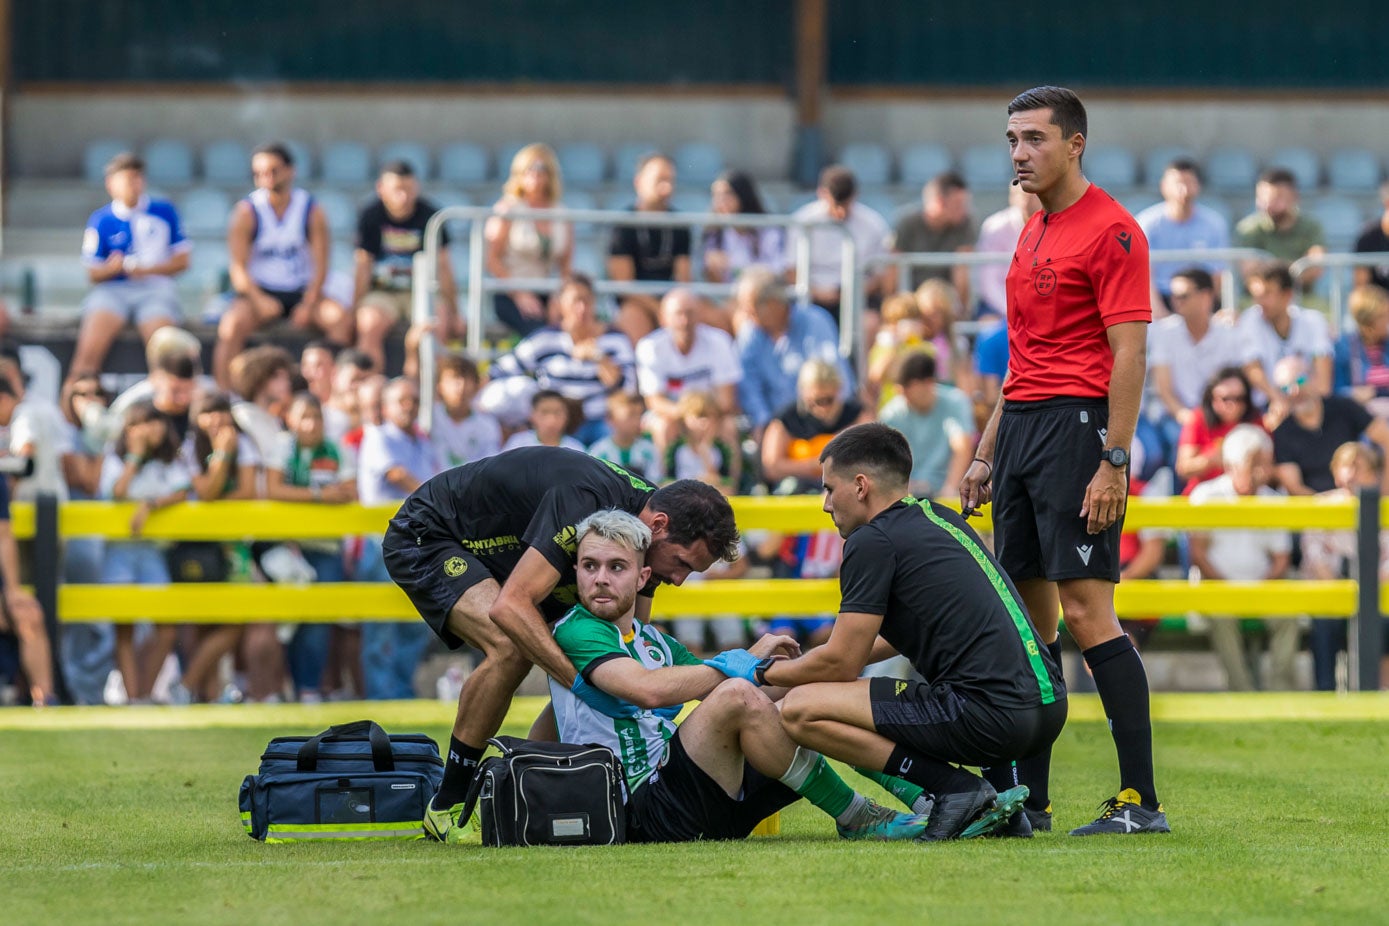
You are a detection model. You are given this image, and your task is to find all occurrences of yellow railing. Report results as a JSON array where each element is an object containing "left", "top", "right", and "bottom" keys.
[{"left": 12, "top": 495, "right": 1371, "bottom": 623}]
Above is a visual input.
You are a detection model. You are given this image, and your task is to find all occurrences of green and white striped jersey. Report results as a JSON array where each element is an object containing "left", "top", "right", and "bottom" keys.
[{"left": 549, "top": 604, "right": 703, "bottom": 792}]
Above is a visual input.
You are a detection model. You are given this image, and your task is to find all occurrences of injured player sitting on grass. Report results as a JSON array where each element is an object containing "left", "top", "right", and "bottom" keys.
[{"left": 543, "top": 508, "right": 930, "bottom": 843}]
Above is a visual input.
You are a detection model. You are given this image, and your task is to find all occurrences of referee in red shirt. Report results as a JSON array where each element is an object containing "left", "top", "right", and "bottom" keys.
[{"left": 961, "top": 86, "right": 1168, "bottom": 836}]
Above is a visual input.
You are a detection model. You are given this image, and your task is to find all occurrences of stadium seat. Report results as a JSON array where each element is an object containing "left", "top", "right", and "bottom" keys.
[
  {"left": 143, "top": 139, "right": 195, "bottom": 187},
  {"left": 556, "top": 142, "right": 608, "bottom": 191},
  {"left": 1084, "top": 145, "right": 1138, "bottom": 191},
  {"left": 571, "top": 236, "right": 606, "bottom": 278},
  {"left": 427, "top": 188, "right": 475, "bottom": 242},
  {"left": 858, "top": 190, "right": 906, "bottom": 224},
  {"left": 320, "top": 141, "right": 372, "bottom": 188},
  {"left": 601, "top": 188, "right": 637, "bottom": 211},
  {"left": 281, "top": 140, "right": 315, "bottom": 181},
  {"left": 202, "top": 140, "right": 250, "bottom": 187},
  {"left": 839, "top": 143, "right": 893, "bottom": 187},
  {"left": 1268, "top": 147, "right": 1321, "bottom": 191},
  {"left": 437, "top": 142, "right": 490, "bottom": 186},
  {"left": 1204, "top": 146, "right": 1260, "bottom": 195},
  {"left": 178, "top": 188, "right": 232, "bottom": 237},
  {"left": 377, "top": 141, "right": 432, "bottom": 180},
  {"left": 898, "top": 143, "right": 954, "bottom": 188},
  {"left": 1119, "top": 195, "right": 1161, "bottom": 219},
  {"left": 563, "top": 190, "right": 599, "bottom": 234},
  {"left": 1326, "top": 148, "right": 1383, "bottom": 194},
  {"left": 313, "top": 190, "right": 359, "bottom": 236},
  {"left": 673, "top": 142, "right": 724, "bottom": 187},
  {"left": 960, "top": 144, "right": 1013, "bottom": 190},
  {"left": 497, "top": 141, "right": 539, "bottom": 184},
  {"left": 1305, "top": 196, "right": 1364, "bottom": 251},
  {"left": 1199, "top": 196, "right": 1234, "bottom": 226},
  {"left": 83, "top": 139, "right": 134, "bottom": 185},
  {"left": 671, "top": 189, "right": 712, "bottom": 215},
  {"left": 1142, "top": 145, "right": 1195, "bottom": 188}
]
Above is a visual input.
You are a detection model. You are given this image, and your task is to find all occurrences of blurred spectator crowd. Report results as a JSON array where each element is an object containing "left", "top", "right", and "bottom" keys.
[{"left": 2, "top": 141, "right": 1389, "bottom": 707}]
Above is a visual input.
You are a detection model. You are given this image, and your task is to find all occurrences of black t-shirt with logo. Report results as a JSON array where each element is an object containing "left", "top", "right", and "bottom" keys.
[
  {"left": 355, "top": 197, "right": 449, "bottom": 291},
  {"left": 838, "top": 497, "right": 1065, "bottom": 710},
  {"left": 607, "top": 206, "right": 692, "bottom": 281},
  {"left": 395, "top": 446, "right": 656, "bottom": 619},
  {"left": 1272, "top": 395, "right": 1373, "bottom": 494}
]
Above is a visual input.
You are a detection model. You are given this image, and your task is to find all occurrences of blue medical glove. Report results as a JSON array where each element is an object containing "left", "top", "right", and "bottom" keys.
[
  {"left": 702, "top": 648, "right": 761, "bottom": 684},
  {"left": 569, "top": 675, "right": 641, "bottom": 719}
]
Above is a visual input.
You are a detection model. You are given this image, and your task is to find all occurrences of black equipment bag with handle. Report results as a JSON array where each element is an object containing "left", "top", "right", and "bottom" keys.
[
  {"left": 239, "top": 720, "right": 444, "bottom": 842},
  {"left": 460, "top": 736, "right": 627, "bottom": 847}
]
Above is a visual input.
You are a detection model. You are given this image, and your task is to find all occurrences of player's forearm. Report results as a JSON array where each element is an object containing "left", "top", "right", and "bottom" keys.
[
  {"left": 1106, "top": 343, "right": 1146, "bottom": 451},
  {"left": 974, "top": 387, "right": 1007, "bottom": 462},
  {"left": 609, "top": 665, "right": 724, "bottom": 710},
  {"left": 762, "top": 644, "right": 862, "bottom": 688},
  {"left": 491, "top": 599, "right": 577, "bottom": 686}
]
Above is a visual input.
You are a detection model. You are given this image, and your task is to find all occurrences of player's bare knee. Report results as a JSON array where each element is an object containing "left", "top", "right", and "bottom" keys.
[
  {"left": 705, "top": 678, "right": 763, "bottom": 717},
  {"left": 778, "top": 686, "right": 816, "bottom": 734}
]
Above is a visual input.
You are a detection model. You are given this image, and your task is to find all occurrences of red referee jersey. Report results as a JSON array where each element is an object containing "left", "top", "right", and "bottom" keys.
[{"left": 1003, "top": 184, "right": 1151, "bottom": 402}]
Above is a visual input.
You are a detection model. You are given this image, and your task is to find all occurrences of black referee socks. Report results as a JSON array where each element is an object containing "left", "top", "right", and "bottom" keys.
[{"left": 1083, "top": 634, "right": 1159, "bottom": 810}]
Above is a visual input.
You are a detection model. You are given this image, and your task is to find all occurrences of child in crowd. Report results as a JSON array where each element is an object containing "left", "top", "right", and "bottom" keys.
[
  {"left": 663, "top": 390, "right": 739, "bottom": 494},
  {"left": 266, "top": 392, "right": 359, "bottom": 701},
  {"left": 101, "top": 400, "right": 191, "bottom": 703},
  {"left": 501, "top": 389, "right": 585, "bottom": 452},
  {"left": 1300, "top": 442, "right": 1389, "bottom": 690},
  {"left": 587, "top": 391, "right": 662, "bottom": 483},
  {"left": 174, "top": 390, "right": 260, "bottom": 703},
  {"left": 430, "top": 353, "right": 502, "bottom": 469},
  {"left": 867, "top": 292, "right": 931, "bottom": 408}
]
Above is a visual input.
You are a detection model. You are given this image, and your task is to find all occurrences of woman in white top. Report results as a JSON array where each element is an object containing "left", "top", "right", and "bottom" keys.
[
  {"left": 486, "top": 143, "right": 572, "bottom": 337},
  {"left": 702, "top": 170, "right": 786, "bottom": 283},
  {"left": 100, "top": 400, "right": 191, "bottom": 703}
]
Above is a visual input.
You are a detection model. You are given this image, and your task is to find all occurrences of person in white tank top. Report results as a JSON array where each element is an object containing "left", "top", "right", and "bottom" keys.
[
  {"left": 485, "top": 143, "right": 573, "bottom": 337},
  {"left": 214, "top": 142, "right": 352, "bottom": 390}
]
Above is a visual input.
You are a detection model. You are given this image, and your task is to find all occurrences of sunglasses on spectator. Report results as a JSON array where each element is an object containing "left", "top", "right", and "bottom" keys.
[{"left": 1278, "top": 375, "right": 1308, "bottom": 394}]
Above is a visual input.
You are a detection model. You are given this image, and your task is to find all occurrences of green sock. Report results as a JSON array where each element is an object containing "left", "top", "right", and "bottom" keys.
[
  {"left": 854, "top": 766, "right": 928, "bottom": 812},
  {"left": 779, "top": 749, "right": 855, "bottom": 818}
]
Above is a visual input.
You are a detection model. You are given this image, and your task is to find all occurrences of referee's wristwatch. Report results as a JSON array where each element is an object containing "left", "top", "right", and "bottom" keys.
[
  {"left": 1100, "top": 446, "right": 1130, "bottom": 468},
  {"left": 753, "top": 657, "right": 776, "bottom": 686}
]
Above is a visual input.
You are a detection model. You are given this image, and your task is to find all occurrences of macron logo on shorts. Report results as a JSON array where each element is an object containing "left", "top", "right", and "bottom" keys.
[{"left": 1077, "top": 544, "right": 1093, "bottom": 566}]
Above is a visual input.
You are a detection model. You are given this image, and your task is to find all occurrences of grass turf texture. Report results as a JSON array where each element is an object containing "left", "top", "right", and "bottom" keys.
[{"left": 3, "top": 695, "right": 1387, "bottom": 925}]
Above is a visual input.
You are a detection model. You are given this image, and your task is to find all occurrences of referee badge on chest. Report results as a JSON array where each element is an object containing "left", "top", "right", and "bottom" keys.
[{"left": 1034, "top": 267, "right": 1057, "bottom": 296}]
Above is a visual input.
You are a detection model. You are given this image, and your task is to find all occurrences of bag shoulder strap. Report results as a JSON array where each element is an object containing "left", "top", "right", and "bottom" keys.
[{"left": 297, "top": 720, "right": 395, "bottom": 772}]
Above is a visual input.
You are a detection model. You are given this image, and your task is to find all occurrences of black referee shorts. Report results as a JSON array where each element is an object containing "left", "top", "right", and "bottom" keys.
[
  {"left": 870, "top": 678, "right": 1067, "bottom": 767},
  {"left": 993, "top": 397, "right": 1125, "bottom": 584},
  {"left": 625, "top": 730, "right": 799, "bottom": 843}
]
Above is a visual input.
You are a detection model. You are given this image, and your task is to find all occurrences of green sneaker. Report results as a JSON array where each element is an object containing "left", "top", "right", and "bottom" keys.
[
  {"left": 423, "top": 798, "right": 468, "bottom": 843},
  {"left": 960, "top": 785, "right": 1030, "bottom": 839},
  {"left": 837, "top": 799, "right": 931, "bottom": 841}
]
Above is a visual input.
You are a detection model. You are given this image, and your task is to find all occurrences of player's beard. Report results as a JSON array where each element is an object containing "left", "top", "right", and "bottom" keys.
[{"left": 580, "top": 583, "right": 638, "bottom": 621}]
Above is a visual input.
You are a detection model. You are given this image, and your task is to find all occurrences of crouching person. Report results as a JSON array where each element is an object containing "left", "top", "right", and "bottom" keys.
[
  {"left": 548, "top": 508, "right": 928, "bottom": 843},
  {"left": 706, "top": 424, "right": 1068, "bottom": 840}
]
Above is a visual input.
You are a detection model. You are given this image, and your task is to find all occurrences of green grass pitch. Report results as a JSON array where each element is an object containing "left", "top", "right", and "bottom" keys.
[{"left": 3, "top": 695, "right": 1387, "bottom": 925}]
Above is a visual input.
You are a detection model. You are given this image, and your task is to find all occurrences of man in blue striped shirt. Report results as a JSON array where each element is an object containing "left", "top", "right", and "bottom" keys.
[{"left": 72, "top": 152, "right": 190, "bottom": 379}]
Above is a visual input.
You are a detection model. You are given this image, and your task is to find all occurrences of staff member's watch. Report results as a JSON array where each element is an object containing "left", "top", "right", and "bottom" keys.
[
  {"left": 753, "top": 657, "right": 776, "bottom": 686},
  {"left": 1100, "top": 447, "right": 1130, "bottom": 468}
]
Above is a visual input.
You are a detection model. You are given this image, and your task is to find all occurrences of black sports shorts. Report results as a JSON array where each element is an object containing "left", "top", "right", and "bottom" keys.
[
  {"left": 382, "top": 514, "right": 494, "bottom": 650},
  {"left": 625, "top": 730, "right": 798, "bottom": 843},
  {"left": 869, "top": 678, "right": 1067, "bottom": 767},
  {"left": 992, "top": 396, "right": 1125, "bottom": 583}
]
